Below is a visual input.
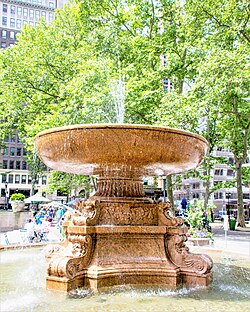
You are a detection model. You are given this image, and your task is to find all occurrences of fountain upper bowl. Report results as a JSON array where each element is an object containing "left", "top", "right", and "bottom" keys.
[{"left": 35, "top": 124, "right": 208, "bottom": 177}]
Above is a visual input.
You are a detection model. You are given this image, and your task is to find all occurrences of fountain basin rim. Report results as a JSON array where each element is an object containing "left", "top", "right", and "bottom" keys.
[{"left": 35, "top": 123, "right": 208, "bottom": 145}]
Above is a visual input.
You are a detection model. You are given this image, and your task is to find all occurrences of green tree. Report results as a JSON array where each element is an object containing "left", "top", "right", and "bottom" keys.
[
  {"left": 0, "top": 0, "right": 249, "bottom": 222},
  {"left": 47, "top": 171, "right": 92, "bottom": 202}
]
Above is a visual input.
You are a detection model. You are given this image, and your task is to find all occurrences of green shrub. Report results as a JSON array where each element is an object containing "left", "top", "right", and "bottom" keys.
[{"left": 10, "top": 193, "right": 25, "bottom": 201}]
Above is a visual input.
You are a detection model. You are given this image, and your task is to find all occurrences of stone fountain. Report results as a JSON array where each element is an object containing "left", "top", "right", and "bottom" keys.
[{"left": 35, "top": 124, "right": 213, "bottom": 292}]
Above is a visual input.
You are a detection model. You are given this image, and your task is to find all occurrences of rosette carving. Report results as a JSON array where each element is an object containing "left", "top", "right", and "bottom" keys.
[{"left": 165, "top": 233, "right": 213, "bottom": 275}]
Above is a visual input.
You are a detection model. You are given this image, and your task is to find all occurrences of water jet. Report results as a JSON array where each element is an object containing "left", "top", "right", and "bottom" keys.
[{"left": 35, "top": 124, "right": 213, "bottom": 292}]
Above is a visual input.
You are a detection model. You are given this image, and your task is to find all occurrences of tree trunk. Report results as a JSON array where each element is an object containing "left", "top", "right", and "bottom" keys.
[
  {"left": 235, "top": 160, "right": 246, "bottom": 227},
  {"left": 203, "top": 155, "right": 211, "bottom": 212}
]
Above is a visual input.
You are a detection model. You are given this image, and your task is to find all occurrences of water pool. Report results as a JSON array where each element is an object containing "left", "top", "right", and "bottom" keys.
[{"left": 0, "top": 248, "right": 249, "bottom": 312}]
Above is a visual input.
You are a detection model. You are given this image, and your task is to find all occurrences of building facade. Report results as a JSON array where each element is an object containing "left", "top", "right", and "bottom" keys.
[
  {"left": 0, "top": 0, "right": 58, "bottom": 49},
  {"left": 173, "top": 147, "right": 250, "bottom": 219}
]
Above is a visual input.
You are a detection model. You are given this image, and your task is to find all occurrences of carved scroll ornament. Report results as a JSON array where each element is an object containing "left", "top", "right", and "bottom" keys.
[
  {"left": 165, "top": 233, "right": 213, "bottom": 275},
  {"left": 46, "top": 234, "right": 93, "bottom": 280}
]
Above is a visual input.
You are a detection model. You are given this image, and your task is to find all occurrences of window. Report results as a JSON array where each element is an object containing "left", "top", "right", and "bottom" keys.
[
  {"left": 42, "top": 176, "right": 47, "bottom": 185},
  {"left": 214, "top": 192, "right": 223, "bottom": 199},
  {"left": 2, "top": 174, "right": 7, "bottom": 183},
  {"left": 17, "top": 7, "right": 22, "bottom": 16},
  {"left": 1, "top": 30, "right": 7, "bottom": 39},
  {"left": 28, "top": 176, "right": 32, "bottom": 184},
  {"left": 2, "top": 148, "right": 8, "bottom": 156},
  {"left": 15, "top": 175, "right": 20, "bottom": 184},
  {"left": 29, "top": 9, "right": 34, "bottom": 19},
  {"left": 2, "top": 160, "right": 8, "bottom": 169},
  {"left": 23, "top": 8, "right": 28, "bottom": 18},
  {"left": 29, "top": 21, "right": 34, "bottom": 26},
  {"left": 192, "top": 183, "right": 200, "bottom": 189},
  {"left": 21, "top": 175, "right": 26, "bottom": 184},
  {"left": 9, "top": 160, "right": 14, "bottom": 169},
  {"left": 10, "top": 5, "right": 15, "bottom": 14},
  {"left": 23, "top": 20, "right": 28, "bottom": 25},
  {"left": 16, "top": 161, "right": 21, "bottom": 169},
  {"left": 227, "top": 169, "right": 234, "bottom": 177},
  {"left": 35, "top": 22, "right": 39, "bottom": 27},
  {"left": 49, "top": 2, "right": 54, "bottom": 8},
  {"left": 10, "top": 18, "right": 15, "bottom": 27},
  {"left": 16, "top": 19, "right": 22, "bottom": 29},
  {"left": 41, "top": 11, "right": 46, "bottom": 19},
  {"left": 23, "top": 148, "right": 27, "bottom": 156},
  {"left": 16, "top": 148, "right": 22, "bottom": 156},
  {"left": 2, "top": 4, "right": 7, "bottom": 13},
  {"left": 1, "top": 42, "right": 6, "bottom": 48},
  {"left": 2, "top": 16, "right": 7, "bottom": 26},
  {"left": 10, "top": 147, "right": 15, "bottom": 156},
  {"left": 243, "top": 193, "right": 250, "bottom": 199},
  {"left": 214, "top": 169, "right": 223, "bottom": 176},
  {"left": 4, "top": 135, "right": 9, "bottom": 142},
  {"left": 229, "top": 157, "right": 234, "bottom": 164},
  {"left": 10, "top": 31, "right": 15, "bottom": 40},
  {"left": 22, "top": 161, "right": 27, "bottom": 170},
  {"left": 49, "top": 12, "right": 53, "bottom": 21},
  {"left": 35, "top": 10, "right": 40, "bottom": 20},
  {"left": 8, "top": 174, "right": 13, "bottom": 183},
  {"left": 11, "top": 134, "right": 16, "bottom": 142}
]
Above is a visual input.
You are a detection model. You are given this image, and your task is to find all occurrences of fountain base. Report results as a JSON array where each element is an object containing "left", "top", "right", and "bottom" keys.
[{"left": 45, "top": 201, "right": 213, "bottom": 292}]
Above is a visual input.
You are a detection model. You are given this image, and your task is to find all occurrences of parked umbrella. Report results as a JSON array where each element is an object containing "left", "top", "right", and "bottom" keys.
[{"left": 24, "top": 194, "right": 51, "bottom": 204}]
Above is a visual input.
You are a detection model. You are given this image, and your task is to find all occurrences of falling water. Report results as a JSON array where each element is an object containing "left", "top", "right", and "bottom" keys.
[{"left": 111, "top": 77, "right": 125, "bottom": 123}]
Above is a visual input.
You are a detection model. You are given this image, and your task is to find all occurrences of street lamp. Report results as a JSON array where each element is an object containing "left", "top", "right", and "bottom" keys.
[
  {"left": 4, "top": 181, "right": 8, "bottom": 210},
  {"left": 225, "top": 192, "right": 232, "bottom": 218}
]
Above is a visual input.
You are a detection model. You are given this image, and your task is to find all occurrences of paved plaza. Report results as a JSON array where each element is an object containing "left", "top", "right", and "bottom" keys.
[{"left": 188, "top": 223, "right": 250, "bottom": 260}]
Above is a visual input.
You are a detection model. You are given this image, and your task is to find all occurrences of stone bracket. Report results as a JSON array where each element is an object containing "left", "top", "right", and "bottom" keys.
[
  {"left": 45, "top": 234, "right": 93, "bottom": 280},
  {"left": 165, "top": 231, "right": 213, "bottom": 275}
]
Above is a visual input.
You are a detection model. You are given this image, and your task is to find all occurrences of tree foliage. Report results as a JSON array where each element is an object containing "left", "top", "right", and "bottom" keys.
[{"left": 0, "top": 0, "right": 249, "bottom": 224}]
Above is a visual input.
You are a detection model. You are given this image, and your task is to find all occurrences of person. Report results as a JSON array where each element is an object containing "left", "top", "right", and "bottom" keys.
[
  {"left": 56, "top": 207, "right": 65, "bottom": 223},
  {"left": 39, "top": 216, "right": 51, "bottom": 241},
  {"left": 47, "top": 208, "right": 54, "bottom": 222},
  {"left": 181, "top": 198, "right": 187, "bottom": 212},
  {"left": 24, "top": 219, "right": 35, "bottom": 243}
]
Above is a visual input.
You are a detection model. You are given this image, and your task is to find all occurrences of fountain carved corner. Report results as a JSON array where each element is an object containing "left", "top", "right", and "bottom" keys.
[
  {"left": 44, "top": 200, "right": 100, "bottom": 292},
  {"left": 158, "top": 202, "right": 213, "bottom": 287}
]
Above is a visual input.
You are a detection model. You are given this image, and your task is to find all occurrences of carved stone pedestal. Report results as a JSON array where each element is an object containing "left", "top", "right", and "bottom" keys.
[{"left": 45, "top": 200, "right": 213, "bottom": 292}]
